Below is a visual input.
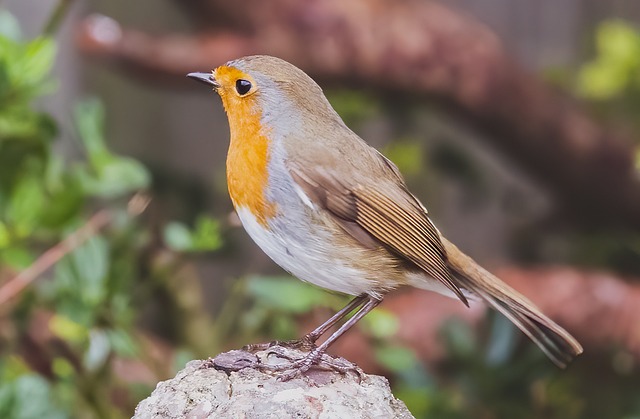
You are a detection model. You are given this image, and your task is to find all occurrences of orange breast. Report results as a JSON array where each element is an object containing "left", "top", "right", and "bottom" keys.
[{"left": 224, "top": 98, "right": 277, "bottom": 226}]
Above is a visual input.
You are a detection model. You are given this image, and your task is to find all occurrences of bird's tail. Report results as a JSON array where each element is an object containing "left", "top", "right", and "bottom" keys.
[{"left": 442, "top": 238, "right": 583, "bottom": 367}]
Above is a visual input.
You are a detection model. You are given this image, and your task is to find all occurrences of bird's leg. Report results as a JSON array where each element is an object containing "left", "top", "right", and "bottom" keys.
[
  {"left": 243, "top": 294, "right": 368, "bottom": 352},
  {"left": 266, "top": 295, "right": 382, "bottom": 381},
  {"left": 302, "top": 294, "right": 369, "bottom": 345}
]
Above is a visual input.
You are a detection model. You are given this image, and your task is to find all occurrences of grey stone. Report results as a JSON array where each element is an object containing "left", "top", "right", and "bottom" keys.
[{"left": 133, "top": 347, "right": 414, "bottom": 419}]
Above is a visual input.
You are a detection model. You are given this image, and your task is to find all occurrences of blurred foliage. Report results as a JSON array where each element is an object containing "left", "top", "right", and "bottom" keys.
[
  {"left": 568, "top": 19, "right": 640, "bottom": 272},
  {"left": 541, "top": 18, "right": 640, "bottom": 273},
  {"left": 383, "top": 139, "right": 424, "bottom": 177},
  {"left": 567, "top": 232, "right": 640, "bottom": 275},
  {"left": 327, "top": 89, "right": 379, "bottom": 126},
  {"left": 0, "top": 9, "right": 148, "bottom": 417},
  {"left": 0, "top": 8, "right": 224, "bottom": 418},
  {"left": 576, "top": 20, "right": 640, "bottom": 101},
  {"left": 163, "top": 215, "right": 222, "bottom": 252},
  {"left": 575, "top": 19, "right": 640, "bottom": 145}
]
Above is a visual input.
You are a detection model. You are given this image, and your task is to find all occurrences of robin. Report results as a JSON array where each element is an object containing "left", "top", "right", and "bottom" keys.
[{"left": 187, "top": 55, "right": 582, "bottom": 380}]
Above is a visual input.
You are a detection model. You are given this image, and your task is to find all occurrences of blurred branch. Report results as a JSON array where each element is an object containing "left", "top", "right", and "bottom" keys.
[
  {"left": 76, "top": 0, "right": 640, "bottom": 229},
  {"left": 0, "top": 210, "right": 112, "bottom": 306},
  {"left": 0, "top": 194, "right": 149, "bottom": 306},
  {"left": 43, "top": 0, "right": 77, "bottom": 36}
]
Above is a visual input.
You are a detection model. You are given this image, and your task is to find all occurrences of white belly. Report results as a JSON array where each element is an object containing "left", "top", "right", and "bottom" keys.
[{"left": 235, "top": 206, "right": 375, "bottom": 296}]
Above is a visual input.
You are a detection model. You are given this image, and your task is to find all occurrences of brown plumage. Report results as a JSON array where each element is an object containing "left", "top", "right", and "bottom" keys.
[{"left": 289, "top": 161, "right": 468, "bottom": 306}]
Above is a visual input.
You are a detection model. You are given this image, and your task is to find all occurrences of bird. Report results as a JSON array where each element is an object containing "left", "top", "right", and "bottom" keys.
[{"left": 187, "top": 55, "right": 582, "bottom": 379}]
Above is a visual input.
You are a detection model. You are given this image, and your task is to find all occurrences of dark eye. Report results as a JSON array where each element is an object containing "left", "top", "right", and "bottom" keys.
[{"left": 235, "top": 79, "right": 252, "bottom": 95}]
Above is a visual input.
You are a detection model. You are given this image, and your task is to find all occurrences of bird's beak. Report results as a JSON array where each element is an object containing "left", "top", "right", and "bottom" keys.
[{"left": 187, "top": 72, "right": 219, "bottom": 89}]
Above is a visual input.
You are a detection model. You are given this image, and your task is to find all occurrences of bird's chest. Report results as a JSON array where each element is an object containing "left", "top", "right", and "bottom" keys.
[
  {"left": 228, "top": 137, "right": 383, "bottom": 296},
  {"left": 226, "top": 128, "right": 277, "bottom": 226}
]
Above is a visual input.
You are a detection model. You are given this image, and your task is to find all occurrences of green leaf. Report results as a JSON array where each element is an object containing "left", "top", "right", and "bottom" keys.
[
  {"left": 577, "top": 61, "right": 628, "bottom": 99},
  {"left": 383, "top": 140, "right": 423, "bottom": 177},
  {"left": 245, "top": 276, "right": 331, "bottom": 313},
  {"left": 85, "top": 157, "right": 150, "bottom": 198},
  {"left": 442, "top": 318, "right": 477, "bottom": 358},
  {"left": 374, "top": 344, "right": 418, "bottom": 373},
  {"left": 163, "top": 222, "right": 194, "bottom": 251},
  {"left": 0, "top": 10, "right": 22, "bottom": 41},
  {"left": 361, "top": 308, "right": 399, "bottom": 338},
  {"left": 51, "top": 358, "right": 74, "bottom": 379},
  {"left": 326, "top": 90, "right": 379, "bottom": 125},
  {"left": 73, "top": 100, "right": 109, "bottom": 166},
  {"left": 84, "top": 329, "right": 110, "bottom": 371},
  {"left": 106, "top": 328, "right": 138, "bottom": 358},
  {"left": 0, "top": 355, "right": 30, "bottom": 382},
  {"left": 0, "top": 246, "right": 34, "bottom": 270},
  {"left": 20, "top": 37, "right": 56, "bottom": 88},
  {"left": 70, "top": 235, "right": 109, "bottom": 305},
  {"left": 191, "top": 216, "right": 223, "bottom": 251},
  {"left": 164, "top": 216, "right": 223, "bottom": 252},
  {"left": 6, "top": 174, "right": 45, "bottom": 237},
  {"left": 39, "top": 176, "right": 84, "bottom": 228},
  {"left": 596, "top": 20, "right": 640, "bottom": 66},
  {"left": 271, "top": 315, "right": 298, "bottom": 339},
  {"left": 49, "top": 314, "right": 89, "bottom": 344},
  {"left": 0, "top": 37, "right": 56, "bottom": 100},
  {"left": 51, "top": 257, "right": 96, "bottom": 326},
  {"left": 52, "top": 255, "right": 75, "bottom": 292},
  {"left": 44, "top": 153, "right": 65, "bottom": 190},
  {"left": 0, "top": 109, "right": 54, "bottom": 141},
  {"left": 393, "top": 385, "right": 432, "bottom": 418},
  {"left": 73, "top": 100, "right": 150, "bottom": 197},
  {"left": 0, "top": 221, "right": 10, "bottom": 248},
  {"left": 0, "top": 57, "right": 11, "bottom": 101},
  {"left": 0, "top": 374, "right": 68, "bottom": 419},
  {"left": 576, "top": 20, "right": 640, "bottom": 99}
]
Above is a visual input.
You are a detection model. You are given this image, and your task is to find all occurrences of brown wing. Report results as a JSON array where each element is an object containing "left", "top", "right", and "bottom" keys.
[{"left": 289, "top": 162, "right": 469, "bottom": 306}]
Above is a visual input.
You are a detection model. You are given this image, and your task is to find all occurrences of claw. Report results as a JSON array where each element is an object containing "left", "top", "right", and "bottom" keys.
[
  {"left": 209, "top": 344, "right": 362, "bottom": 381},
  {"left": 254, "top": 345, "right": 361, "bottom": 381}
]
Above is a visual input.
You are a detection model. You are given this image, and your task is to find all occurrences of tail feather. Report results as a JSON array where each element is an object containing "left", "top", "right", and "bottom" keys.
[
  {"left": 463, "top": 281, "right": 579, "bottom": 367},
  {"left": 442, "top": 238, "right": 583, "bottom": 367}
]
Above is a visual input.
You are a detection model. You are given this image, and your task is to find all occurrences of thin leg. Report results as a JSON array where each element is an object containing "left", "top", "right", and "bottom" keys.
[
  {"left": 306, "top": 295, "right": 381, "bottom": 357},
  {"left": 305, "top": 294, "right": 368, "bottom": 343},
  {"left": 243, "top": 294, "right": 368, "bottom": 352},
  {"left": 276, "top": 295, "right": 383, "bottom": 381}
]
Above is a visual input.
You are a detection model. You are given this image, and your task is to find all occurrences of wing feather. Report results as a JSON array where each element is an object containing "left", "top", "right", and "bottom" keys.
[{"left": 289, "top": 162, "right": 468, "bottom": 306}]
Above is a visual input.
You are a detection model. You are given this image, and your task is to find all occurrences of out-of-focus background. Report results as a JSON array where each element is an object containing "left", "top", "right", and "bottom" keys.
[{"left": 1, "top": 1, "right": 640, "bottom": 417}]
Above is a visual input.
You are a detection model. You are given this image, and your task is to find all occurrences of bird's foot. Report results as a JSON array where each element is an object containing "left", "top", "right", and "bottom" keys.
[
  {"left": 205, "top": 344, "right": 361, "bottom": 382},
  {"left": 257, "top": 345, "right": 361, "bottom": 382}
]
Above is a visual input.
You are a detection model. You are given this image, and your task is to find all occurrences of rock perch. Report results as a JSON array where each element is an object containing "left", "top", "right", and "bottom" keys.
[{"left": 133, "top": 346, "right": 414, "bottom": 418}]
